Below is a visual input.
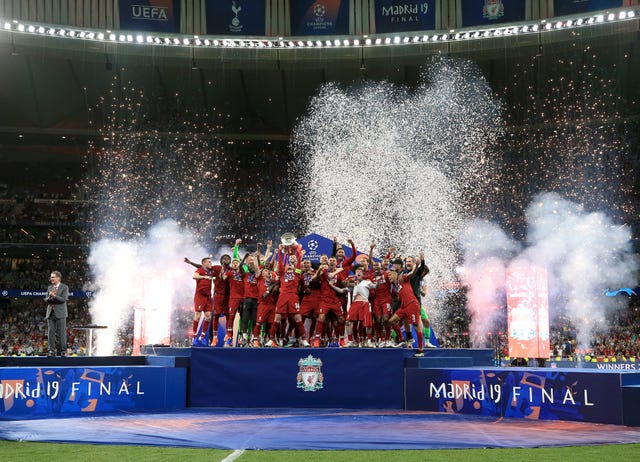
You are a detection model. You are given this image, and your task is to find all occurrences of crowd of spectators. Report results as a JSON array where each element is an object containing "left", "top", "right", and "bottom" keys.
[
  {"left": 0, "top": 299, "right": 91, "bottom": 356},
  {"left": 0, "top": 257, "right": 90, "bottom": 290},
  {"left": 589, "top": 301, "right": 640, "bottom": 358},
  {"left": 434, "top": 289, "right": 640, "bottom": 361}
]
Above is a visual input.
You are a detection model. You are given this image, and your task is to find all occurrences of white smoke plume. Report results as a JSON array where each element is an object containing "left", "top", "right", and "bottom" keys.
[
  {"left": 460, "top": 220, "right": 520, "bottom": 347},
  {"left": 522, "top": 192, "right": 639, "bottom": 350},
  {"left": 88, "top": 220, "right": 206, "bottom": 355},
  {"left": 461, "top": 193, "right": 638, "bottom": 351}
]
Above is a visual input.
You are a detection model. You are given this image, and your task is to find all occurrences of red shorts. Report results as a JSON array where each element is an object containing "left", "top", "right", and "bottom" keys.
[
  {"left": 276, "top": 297, "right": 300, "bottom": 315},
  {"left": 299, "top": 295, "right": 320, "bottom": 318},
  {"left": 257, "top": 303, "right": 276, "bottom": 324},
  {"left": 319, "top": 299, "right": 343, "bottom": 317},
  {"left": 339, "top": 293, "right": 348, "bottom": 311},
  {"left": 373, "top": 299, "right": 392, "bottom": 318},
  {"left": 395, "top": 301, "right": 421, "bottom": 324},
  {"left": 228, "top": 297, "right": 243, "bottom": 317},
  {"left": 213, "top": 293, "right": 229, "bottom": 315},
  {"left": 194, "top": 293, "right": 212, "bottom": 312},
  {"left": 347, "top": 300, "right": 372, "bottom": 326}
]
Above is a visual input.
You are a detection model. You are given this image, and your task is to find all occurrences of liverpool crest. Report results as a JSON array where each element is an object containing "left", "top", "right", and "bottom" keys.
[
  {"left": 483, "top": 0, "right": 504, "bottom": 20},
  {"left": 297, "top": 355, "right": 324, "bottom": 392}
]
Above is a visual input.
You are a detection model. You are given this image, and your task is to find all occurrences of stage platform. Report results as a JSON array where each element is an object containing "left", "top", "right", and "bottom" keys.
[{"left": 2, "top": 347, "right": 640, "bottom": 428}]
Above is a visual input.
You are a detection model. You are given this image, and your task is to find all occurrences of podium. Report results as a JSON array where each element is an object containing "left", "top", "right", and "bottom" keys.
[{"left": 71, "top": 325, "right": 107, "bottom": 356}]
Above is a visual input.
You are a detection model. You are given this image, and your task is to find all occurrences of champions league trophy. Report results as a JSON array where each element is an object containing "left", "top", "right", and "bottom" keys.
[{"left": 280, "top": 232, "right": 301, "bottom": 255}]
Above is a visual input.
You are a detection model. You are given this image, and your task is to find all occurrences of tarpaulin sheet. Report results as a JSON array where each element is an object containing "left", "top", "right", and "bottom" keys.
[{"left": 2, "top": 408, "right": 640, "bottom": 450}]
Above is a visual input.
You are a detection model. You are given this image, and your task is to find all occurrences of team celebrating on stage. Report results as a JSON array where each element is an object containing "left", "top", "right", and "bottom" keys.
[{"left": 185, "top": 235, "right": 435, "bottom": 356}]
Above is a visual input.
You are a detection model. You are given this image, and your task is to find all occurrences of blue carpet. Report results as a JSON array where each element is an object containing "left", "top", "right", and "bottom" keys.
[{"left": 2, "top": 408, "right": 640, "bottom": 449}]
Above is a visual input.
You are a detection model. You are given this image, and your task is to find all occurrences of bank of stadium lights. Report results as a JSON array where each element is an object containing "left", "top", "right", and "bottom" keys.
[{"left": 1, "top": 8, "right": 638, "bottom": 49}]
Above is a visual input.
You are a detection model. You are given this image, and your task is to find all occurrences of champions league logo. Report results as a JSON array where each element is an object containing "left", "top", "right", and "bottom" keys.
[
  {"left": 313, "top": 3, "right": 326, "bottom": 19},
  {"left": 297, "top": 355, "right": 324, "bottom": 392},
  {"left": 483, "top": 0, "right": 505, "bottom": 20},
  {"left": 229, "top": 1, "right": 243, "bottom": 33},
  {"left": 306, "top": 2, "right": 334, "bottom": 31},
  {"left": 307, "top": 240, "right": 319, "bottom": 251}
]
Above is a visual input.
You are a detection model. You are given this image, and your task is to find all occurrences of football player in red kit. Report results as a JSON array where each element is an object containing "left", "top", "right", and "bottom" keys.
[
  {"left": 184, "top": 253, "right": 231, "bottom": 346},
  {"left": 191, "top": 257, "right": 214, "bottom": 346},
  {"left": 313, "top": 257, "right": 346, "bottom": 346},
  {"left": 253, "top": 267, "right": 278, "bottom": 347},
  {"left": 266, "top": 249, "right": 310, "bottom": 347},
  {"left": 371, "top": 258, "right": 394, "bottom": 346},
  {"left": 239, "top": 252, "right": 260, "bottom": 347},
  {"left": 346, "top": 267, "right": 377, "bottom": 348},
  {"left": 222, "top": 257, "right": 246, "bottom": 347},
  {"left": 210, "top": 254, "right": 231, "bottom": 345},
  {"left": 387, "top": 252, "right": 426, "bottom": 356},
  {"left": 299, "top": 258, "right": 321, "bottom": 344}
]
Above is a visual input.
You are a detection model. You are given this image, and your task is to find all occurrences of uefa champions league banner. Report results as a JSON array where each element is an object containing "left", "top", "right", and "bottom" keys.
[
  {"left": 205, "top": 0, "right": 266, "bottom": 35},
  {"left": 460, "top": 0, "right": 526, "bottom": 27},
  {"left": 405, "top": 368, "right": 625, "bottom": 424},
  {"left": 553, "top": 0, "right": 624, "bottom": 17},
  {"left": 290, "top": 0, "right": 350, "bottom": 36},
  {"left": 0, "top": 366, "right": 186, "bottom": 419},
  {"left": 119, "top": 0, "right": 181, "bottom": 33},
  {"left": 0, "top": 289, "right": 92, "bottom": 298},
  {"left": 297, "top": 233, "right": 340, "bottom": 264},
  {"left": 374, "top": 0, "right": 436, "bottom": 33},
  {"left": 297, "top": 233, "right": 372, "bottom": 264}
]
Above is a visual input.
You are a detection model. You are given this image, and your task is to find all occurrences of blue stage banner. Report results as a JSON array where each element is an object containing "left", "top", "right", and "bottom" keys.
[
  {"left": 374, "top": 0, "right": 436, "bottom": 33},
  {"left": 0, "top": 289, "right": 92, "bottom": 299},
  {"left": 205, "top": 0, "right": 266, "bottom": 35},
  {"left": 189, "top": 348, "right": 405, "bottom": 408},
  {"left": 553, "top": 0, "right": 623, "bottom": 17},
  {"left": 297, "top": 233, "right": 372, "bottom": 265},
  {"left": 297, "top": 233, "right": 336, "bottom": 264},
  {"left": 290, "top": 0, "right": 350, "bottom": 36},
  {"left": 119, "top": 0, "right": 181, "bottom": 33},
  {"left": 405, "top": 368, "right": 625, "bottom": 424},
  {"left": 0, "top": 366, "right": 186, "bottom": 419},
  {"left": 460, "top": 0, "right": 525, "bottom": 27}
]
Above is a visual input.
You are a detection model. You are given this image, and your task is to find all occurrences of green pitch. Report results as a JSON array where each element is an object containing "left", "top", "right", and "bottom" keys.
[{"left": 1, "top": 442, "right": 640, "bottom": 462}]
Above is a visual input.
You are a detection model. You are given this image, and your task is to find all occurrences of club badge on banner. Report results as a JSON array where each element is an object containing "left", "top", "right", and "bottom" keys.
[
  {"left": 119, "top": 0, "right": 181, "bottom": 33},
  {"left": 460, "top": 0, "right": 526, "bottom": 27},
  {"left": 374, "top": 0, "right": 436, "bottom": 33},
  {"left": 290, "top": 0, "right": 350, "bottom": 36},
  {"left": 553, "top": 0, "right": 624, "bottom": 17},
  {"left": 206, "top": 0, "right": 266, "bottom": 35}
]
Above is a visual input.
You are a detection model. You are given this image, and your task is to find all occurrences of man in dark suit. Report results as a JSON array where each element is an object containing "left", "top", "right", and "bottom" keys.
[{"left": 44, "top": 271, "right": 69, "bottom": 356}]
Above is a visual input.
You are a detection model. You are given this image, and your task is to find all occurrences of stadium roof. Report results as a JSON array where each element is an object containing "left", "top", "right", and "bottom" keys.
[{"left": 0, "top": 12, "right": 638, "bottom": 150}]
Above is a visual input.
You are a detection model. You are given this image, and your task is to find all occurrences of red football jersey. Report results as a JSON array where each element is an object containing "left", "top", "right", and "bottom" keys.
[
  {"left": 279, "top": 270, "right": 301, "bottom": 299},
  {"left": 195, "top": 267, "right": 213, "bottom": 295},
  {"left": 211, "top": 264, "right": 229, "bottom": 296},
  {"left": 226, "top": 269, "right": 245, "bottom": 299},
  {"left": 243, "top": 271, "right": 259, "bottom": 299},
  {"left": 319, "top": 268, "right": 341, "bottom": 305},
  {"left": 257, "top": 274, "right": 277, "bottom": 306},
  {"left": 372, "top": 271, "right": 392, "bottom": 303},
  {"left": 395, "top": 274, "right": 418, "bottom": 307}
]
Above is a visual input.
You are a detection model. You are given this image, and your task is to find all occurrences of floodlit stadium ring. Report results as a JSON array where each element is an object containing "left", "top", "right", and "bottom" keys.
[{"left": 0, "top": 8, "right": 637, "bottom": 50}]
